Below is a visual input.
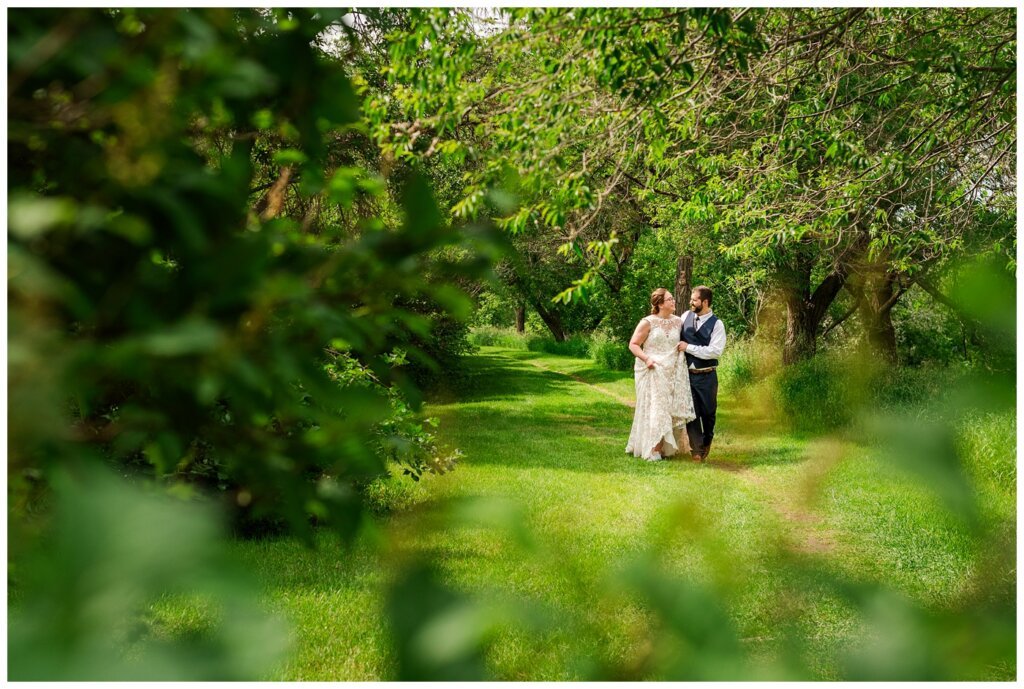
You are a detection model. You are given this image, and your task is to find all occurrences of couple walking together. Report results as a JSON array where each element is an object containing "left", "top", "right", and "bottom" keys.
[{"left": 625, "top": 286, "right": 726, "bottom": 462}]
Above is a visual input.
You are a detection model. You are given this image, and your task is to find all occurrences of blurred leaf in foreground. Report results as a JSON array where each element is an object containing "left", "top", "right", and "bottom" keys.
[{"left": 9, "top": 464, "right": 288, "bottom": 680}]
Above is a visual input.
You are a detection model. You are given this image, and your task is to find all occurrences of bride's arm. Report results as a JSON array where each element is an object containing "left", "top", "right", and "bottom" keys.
[{"left": 628, "top": 320, "right": 657, "bottom": 368}]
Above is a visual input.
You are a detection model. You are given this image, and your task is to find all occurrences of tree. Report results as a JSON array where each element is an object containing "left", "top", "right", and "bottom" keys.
[
  {"left": 8, "top": 8, "right": 497, "bottom": 541},
  {"left": 369, "top": 8, "right": 1014, "bottom": 363}
]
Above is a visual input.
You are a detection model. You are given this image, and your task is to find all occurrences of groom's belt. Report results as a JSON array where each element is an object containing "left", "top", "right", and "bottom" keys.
[{"left": 689, "top": 366, "right": 717, "bottom": 375}]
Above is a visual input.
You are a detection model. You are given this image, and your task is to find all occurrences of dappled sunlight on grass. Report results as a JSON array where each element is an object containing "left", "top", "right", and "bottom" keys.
[{"left": 151, "top": 345, "right": 1013, "bottom": 680}]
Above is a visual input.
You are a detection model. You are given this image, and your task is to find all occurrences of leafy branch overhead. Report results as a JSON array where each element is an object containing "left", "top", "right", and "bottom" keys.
[{"left": 370, "top": 7, "right": 1014, "bottom": 360}]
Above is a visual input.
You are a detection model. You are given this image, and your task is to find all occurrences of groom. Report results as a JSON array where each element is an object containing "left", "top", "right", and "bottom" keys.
[{"left": 677, "top": 286, "right": 727, "bottom": 461}]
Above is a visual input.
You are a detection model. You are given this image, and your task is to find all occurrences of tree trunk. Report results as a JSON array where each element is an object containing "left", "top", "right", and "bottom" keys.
[
  {"left": 256, "top": 165, "right": 293, "bottom": 221},
  {"left": 848, "top": 267, "right": 902, "bottom": 362},
  {"left": 781, "top": 256, "right": 846, "bottom": 365},
  {"left": 864, "top": 272, "right": 899, "bottom": 361},
  {"left": 674, "top": 255, "right": 693, "bottom": 315},
  {"left": 501, "top": 247, "right": 567, "bottom": 342},
  {"left": 783, "top": 293, "right": 818, "bottom": 364},
  {"left": 514, "top": 304, "right": 526, "bottom": 333},
  {"left": 531, "top": 300, "right": 566, "bottom": 341}
]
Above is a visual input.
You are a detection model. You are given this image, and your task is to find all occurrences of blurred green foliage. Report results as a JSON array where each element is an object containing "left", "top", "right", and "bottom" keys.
[
  {"left": 9, "top": 464, "right": 288, "bottom": 680},
  {"left": 9, "top": 6, "right": 500, "bottom": 533},
  {"left": 8, "top": 7, "right": 501, "bottom": 679}
]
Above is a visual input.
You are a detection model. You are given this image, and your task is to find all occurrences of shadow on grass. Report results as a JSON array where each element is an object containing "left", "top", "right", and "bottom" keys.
[
  {"left": 431, "top": 349, "right": 809, "bottom": 474},
  {"left": 432, "top": 405, "right": 669, "bottom": 476},
  {"left": 496, "top": 349, "right": 634, "bottom": 386},
  {"left": 430, "top": 355, "right": 585, "bottom": 405},
  {"left": 432, "top": 353, "right": 635, "bottom": 408}
]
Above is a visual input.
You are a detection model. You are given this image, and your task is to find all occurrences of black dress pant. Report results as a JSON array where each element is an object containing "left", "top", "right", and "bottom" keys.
[{"left": 686, "top": 370, "right": 718, "bottom": 454}]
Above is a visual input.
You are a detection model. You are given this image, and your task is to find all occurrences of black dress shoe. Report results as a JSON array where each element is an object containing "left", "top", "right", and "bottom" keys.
[
  {"left": 701, "top": 444, "right": 712, "bottom": 461},
  {"left": 691, "top": 451, "right": 704, "bottom": 462}
]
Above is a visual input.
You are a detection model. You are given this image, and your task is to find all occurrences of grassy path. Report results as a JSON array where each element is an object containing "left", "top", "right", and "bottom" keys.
[
  {"left": 182, "top": 345, "right": 1008, "bottom": 680},
  {"left": 495, "top": 343, "right": 839, "bottom": 552}
]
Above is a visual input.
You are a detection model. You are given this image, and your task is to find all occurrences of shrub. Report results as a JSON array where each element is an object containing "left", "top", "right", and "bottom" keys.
[
  {"left": 527, "top": 334, "right": 592, "bottom": 358},
  {"left": 590, "top": 333, "right": 634, "bottom": 371},
  {"left": 771, "top": 353, "right": 865, "bottom": 433},
  {"left": 471, "top": 290, "right": 518, "bottom": 329},
  {"left": 8, "top": 7, "right": 494, "bottom": 545},
  {"left": 392, "top": 297, "right": 476, "bottom": 389},
  {"left": 468, "top": 327, "right": 537, "bottom": 350},
  {"left": 893, "top": 286, "right": 971, "bottom": 365}
]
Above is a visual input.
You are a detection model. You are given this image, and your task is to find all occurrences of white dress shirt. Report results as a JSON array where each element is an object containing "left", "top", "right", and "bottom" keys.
[{"left": 683, "top": 310, "right": 727, "bottom": 367}]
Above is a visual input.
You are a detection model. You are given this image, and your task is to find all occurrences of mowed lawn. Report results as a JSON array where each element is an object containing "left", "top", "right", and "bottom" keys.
[{"left": 157, "top": 346, "right": 1012, "bottom": 680}]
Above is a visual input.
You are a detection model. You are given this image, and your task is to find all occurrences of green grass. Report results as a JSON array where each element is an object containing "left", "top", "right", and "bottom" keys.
[{"left": 148, "top": 346, "right": 1015, "bottom": 680}]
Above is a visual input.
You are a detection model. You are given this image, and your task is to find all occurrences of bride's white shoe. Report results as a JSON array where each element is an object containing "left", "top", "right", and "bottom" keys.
[{"left": 646, "top": 452, "right": 662, "bottom": 462}]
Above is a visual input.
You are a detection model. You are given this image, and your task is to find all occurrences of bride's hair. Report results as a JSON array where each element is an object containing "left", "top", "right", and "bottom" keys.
[{"left": 649, "top": 287, "right": 671, "bottom": 315}]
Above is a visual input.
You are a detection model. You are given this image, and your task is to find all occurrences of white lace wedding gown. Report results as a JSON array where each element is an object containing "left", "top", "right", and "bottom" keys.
[{"left": 625, "top": 315, "right": 696, "bottom": 460}]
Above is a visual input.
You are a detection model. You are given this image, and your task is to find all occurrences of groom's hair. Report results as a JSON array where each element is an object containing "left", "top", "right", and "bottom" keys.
[{"left": 693, "top": 285, "right": 713, "bottom": 306}]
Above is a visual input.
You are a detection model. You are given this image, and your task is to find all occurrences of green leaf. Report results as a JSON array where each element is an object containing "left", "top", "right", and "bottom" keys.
[
  {"left": 8, "top": 194, "right": 77, "bottom": 239},
  {"left": 272, "top": 149, "right": 307, "bottom": 166},
  {"left": 139, "top": 318, "right": 224, "bottom": 357}
]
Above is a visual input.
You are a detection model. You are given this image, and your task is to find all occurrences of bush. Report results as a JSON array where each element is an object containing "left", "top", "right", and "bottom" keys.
[
  {"left": 771, "top": 353, "right": 865, "bottom": 433},
  {"left": 527, "top": 334, "right": 592, "bottom": 358},
  {"left": 468, "top": 327, "right": 538, "bottom": 350},
  {"left": 893, "top": 285, "right": 971, "bottom": 365},
  {"left": 8, "top": 7, "right": 495, "bottom": 544},
  {"left": 716, "top": 337, "right": 777, "bottom": 389},
  {"left": 471, "top": 290, "right": 517, "bottom": 329},
  {"left": 391, "top": 296, "right": 476, "bottom": 389},
  {"left": 590, "top": 333, "right": 634, "bottom": 371}
]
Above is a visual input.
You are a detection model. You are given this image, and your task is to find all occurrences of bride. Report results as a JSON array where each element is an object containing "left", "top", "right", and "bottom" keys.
[{"left": 625, "top": 288, "right": 696, "bottom": 461}]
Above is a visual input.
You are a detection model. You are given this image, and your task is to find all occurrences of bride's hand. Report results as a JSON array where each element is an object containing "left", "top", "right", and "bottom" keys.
[{"left": 645, "top": 357, "right": 657, "bottom": 369}]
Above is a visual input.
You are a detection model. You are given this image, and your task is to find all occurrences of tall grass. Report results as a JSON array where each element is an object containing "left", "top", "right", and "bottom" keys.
[
  {"left": 715, "top": 337, "right": 776, "bottom": 389},
  {"left": 470, "top": 327, "right": 608, "bottom": 361},
  {"left": 765, "top": 351, "right": 983, "bottom": 436},
  {"left": 468, "top": 327, "right": 538, "bottom": 350},
  {"left": 770, "top": 353, "right": 863, "bottom": 432},
  {"left": 958, "top": 410, "right": 1016, "bottom": 489},
  {"left": 469, "top": 327, "right": 592, "bottom": 357}
]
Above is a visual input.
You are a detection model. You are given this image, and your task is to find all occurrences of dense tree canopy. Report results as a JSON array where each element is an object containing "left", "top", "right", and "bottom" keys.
[{"left": 369, "top": 7, "right": 1014, "bottom": 361}]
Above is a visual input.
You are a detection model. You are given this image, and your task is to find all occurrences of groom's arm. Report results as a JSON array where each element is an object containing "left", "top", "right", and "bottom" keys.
[{"left": 681, "top": 321, "right": 726, "bottom": 360}]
